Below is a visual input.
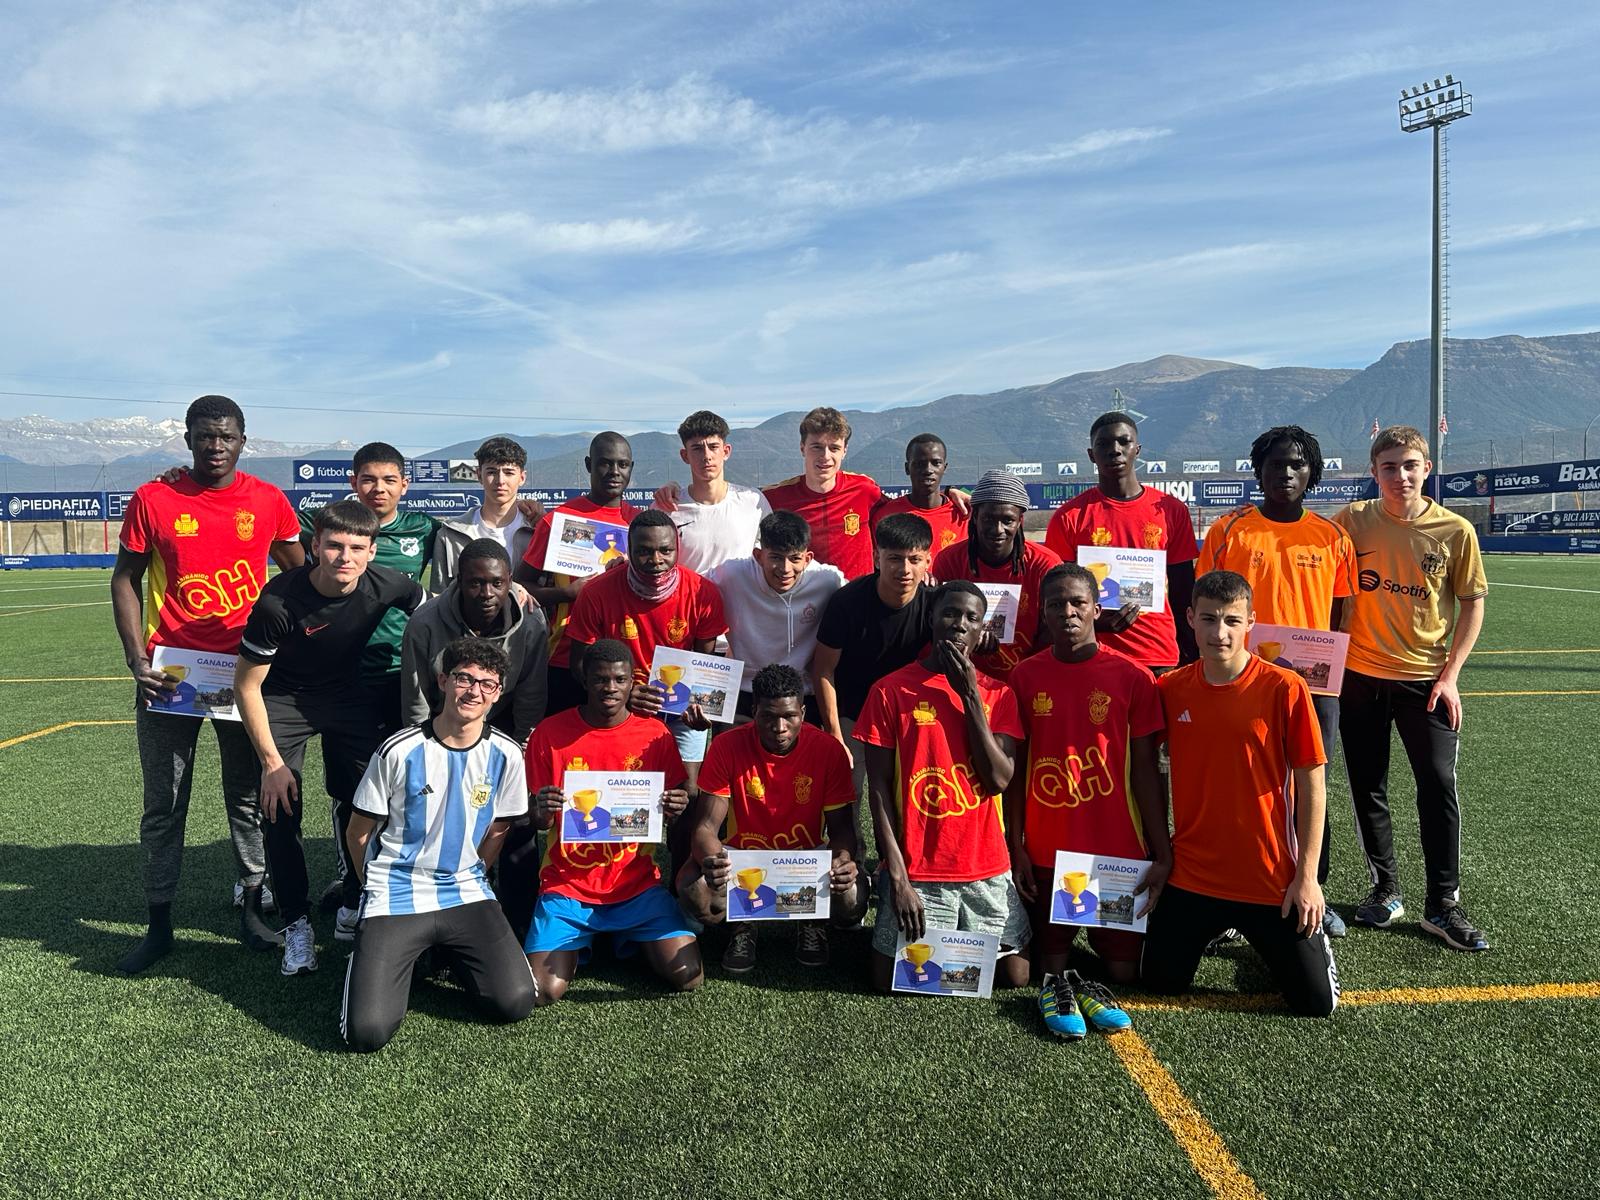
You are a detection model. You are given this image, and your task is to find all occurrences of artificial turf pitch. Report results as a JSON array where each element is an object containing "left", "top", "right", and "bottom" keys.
[{"left": 2, "top": 558, "right": 1597, "bottom": 1198}]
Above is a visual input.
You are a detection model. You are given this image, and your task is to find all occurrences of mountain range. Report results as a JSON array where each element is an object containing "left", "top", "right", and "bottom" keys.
[{"left": 3, "top": 332, "right": 1597, "bottom": 492}]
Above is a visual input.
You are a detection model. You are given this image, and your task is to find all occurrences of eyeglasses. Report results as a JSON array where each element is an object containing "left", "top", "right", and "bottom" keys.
[{"left": 449, "top": 671, "right": 502, "bottom": 696}]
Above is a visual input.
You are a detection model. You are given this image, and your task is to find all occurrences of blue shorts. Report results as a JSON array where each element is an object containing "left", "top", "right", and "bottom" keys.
[{"left": 524, "top": 886, "right": 695, "bottom": 956}]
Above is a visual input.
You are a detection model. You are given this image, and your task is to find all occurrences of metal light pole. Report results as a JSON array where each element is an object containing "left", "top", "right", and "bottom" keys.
[{"left": 1399, "top": 75, "right": 1471, "bottom": 499}]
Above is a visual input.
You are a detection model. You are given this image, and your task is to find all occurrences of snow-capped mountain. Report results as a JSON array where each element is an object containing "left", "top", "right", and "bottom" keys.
[{"left": 0, "top": 415, "right": 353, "bottom": 465}]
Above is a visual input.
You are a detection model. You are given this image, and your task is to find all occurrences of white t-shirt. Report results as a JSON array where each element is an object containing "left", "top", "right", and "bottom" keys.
[
  {"left": 469, "top": 506, "right": 528, "bottom": 551},
  {"left": 656, "top": 483, "right": 771, "bottom": 576},
  {"left": 708, "top": 556, "right": 846, "bottom": 690}
]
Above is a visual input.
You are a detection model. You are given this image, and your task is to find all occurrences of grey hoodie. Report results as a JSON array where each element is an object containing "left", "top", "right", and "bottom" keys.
[
  {"left": 400, "top": 581, "right": 549, "bottom": 741},
  {"left": 429, "top": 509, "right": 536, "bottom": 596}
]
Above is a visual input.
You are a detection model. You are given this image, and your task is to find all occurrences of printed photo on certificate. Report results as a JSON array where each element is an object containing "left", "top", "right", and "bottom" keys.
[
  {"left": 559, "top": 771, "right": 665, "bottom": 844},
  {"left": 976, "top": 583, "right": 1022, "bottom": 645},
  {"left": 724, "top": 849, "right": 831, "bottom": 921},
  {"left": 147, "top": 647, "right": 241, "bottom": 721},
  {"left": 648, "top": 647, "right": 742, "bottom": 724},
  {"left": 1049, "top": 851, "right": 1153, "bottom": 934},
  {"left": 1247, "top": 623, "right": 1351, "bottom": 696},
  {"left": 1076, "top": 546, "right": 1167, "bottom": 612},
  {"left": 543, "top": 511, "right": 629, "bottom": 578},
  {"left": 891, "top": 928, "right": 999, "bottom": 1000}
]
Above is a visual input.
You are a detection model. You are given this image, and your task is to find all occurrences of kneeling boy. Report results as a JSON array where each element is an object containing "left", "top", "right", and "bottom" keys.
[
  {"left": 523, "top": 639, "right": 700, "bottom": 1004},
  {"left": 678, "top": 664, "right": 866, "bottom": 975},
  {"left": 341, "top": 637, "right": 536, "bottom": 1051}
]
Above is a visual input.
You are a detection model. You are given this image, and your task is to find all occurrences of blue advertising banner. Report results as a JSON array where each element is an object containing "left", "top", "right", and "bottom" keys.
[
  {"left": 1, "top": 492, "right": 109, "bottom": 521},
  {"left": 1487, "top": 459, "right": 1600, "bottom": 497},
  {"left": 1491, "top": 509, "right": 1600, "bottom": 533},
  {"left": 1199, "top": 479, "right": 1374, "bottom": 507},
  {"left": 1, "top": 553, "right": 118, "bottom": 569},
  {"left": 296, "top": 457, "right": 470, "bottom": 486},
  {"left": 108, "top": 491, "right": 135, "bottom": 520},
  {"left": 292, "top": 460, "right": 351, "bottom": 485}
]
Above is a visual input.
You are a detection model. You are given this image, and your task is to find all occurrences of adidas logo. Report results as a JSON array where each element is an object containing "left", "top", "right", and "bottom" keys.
[
  {"left": 1177, "top": 710, "right": 1192, "bottom": 723},
  {"left": 419, "top": 785, "right": 434, "bottom": 795}
]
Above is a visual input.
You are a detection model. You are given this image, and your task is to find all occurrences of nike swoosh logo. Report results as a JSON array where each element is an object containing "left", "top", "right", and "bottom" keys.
[
  {"left": 1357, "top": 551, "right": 1377, "bottom": 558},
  {"left": 304, "top": 623, "right": 331, "bottom": 635}
]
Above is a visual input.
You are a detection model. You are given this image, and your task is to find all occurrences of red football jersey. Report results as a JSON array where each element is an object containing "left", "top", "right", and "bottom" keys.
[
  {"left": 932, "top": 539, "right": 1062, "bottom": 681},
  {"left": 118, "top": 470, "right": 299, "bottom": 655},
  {"left": 762, "top": 471, "right": 883, "bottom": 580},
  {"left": 696, "top": 723, "right": 854, "bottom": 849},
  {"left": 563, "top": 565, "right": 728, "bottom": 684},
  {"left": 871, "top": 495, "right": 969, "bottom": 555}
]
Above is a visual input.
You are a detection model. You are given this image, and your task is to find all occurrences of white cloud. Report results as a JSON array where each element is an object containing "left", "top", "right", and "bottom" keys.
[
  {"left": 1456, "top": 216, "right": 1600, "bottom": 250},
  {"left": 416, "top": 212, "right": 703, "bottom": 253},
  {"left": 452, "top": 75, "right": 832, "bottom": 153}
]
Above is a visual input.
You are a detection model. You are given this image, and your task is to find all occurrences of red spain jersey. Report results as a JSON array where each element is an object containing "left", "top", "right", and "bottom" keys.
[
  {"left": 563, "top": 565, "right": 728, "bottom": 684},
  {"left": 763, "top": 471, "right": 883, "bottom": 580},
  {"left": 525, "top": 709, "right": 686, "bottom": 905},
  {"left": 1158, "top": 657, "right": 1325, "bottom": 906},
  {"left": 855, "top": 661, "right": 1023, "bottom": 883},
  {"left": 871, "top": 495, "right": 968, "bottom": 555},
  {"left": 519, "top": 496, "right": 639, "bottom": 667},
  {"left": 118, "top": 470, "right": 299, "bottom": 655},
  {"left": 1009, "top": 646, "right": 1164, "bottom": 866},
  {"left": 696, "top": 723, "right": 854, "bottom": 849},
  {"left": 932, "top": 539, "right": 1062, "bottom": 680},
  {"left": 1044, "top": 486, "right": 1198, "bottom": 669}
]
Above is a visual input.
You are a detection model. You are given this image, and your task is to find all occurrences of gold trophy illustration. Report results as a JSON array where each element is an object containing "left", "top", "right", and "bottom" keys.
[
  {"left": 657, "top": 663, "right": 685, "bottom": 691},
  {"left": 572, "top": 788, "right": 602, "bottom": 832},
  {"left": 904, "top": 942, "right": 933, "bottom": 982},
  {"left": 1257, "top": 641, "right": 1284, "bottom": 663},
  {"left": 1062, "top": 869, "right": 1092, "bottom": 917},
  {"left": 736, "top": 867, "right": 767, "bottom": 911},
  {"left": 1086, "top": 562, "right": 1112, "bottom": 587}
]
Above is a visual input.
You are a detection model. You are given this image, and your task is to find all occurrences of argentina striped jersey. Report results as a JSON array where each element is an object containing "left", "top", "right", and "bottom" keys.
[{"left": 351, "top": 723, "right": 529, "bottom": 917}]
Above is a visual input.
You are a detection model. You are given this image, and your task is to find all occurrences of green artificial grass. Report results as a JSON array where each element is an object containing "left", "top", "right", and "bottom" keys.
[{"left": 2, "top": 561, "right": 1598, "bottom": 1198}]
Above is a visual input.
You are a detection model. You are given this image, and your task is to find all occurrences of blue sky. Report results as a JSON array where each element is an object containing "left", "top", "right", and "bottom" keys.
[{"left": 2, "top": 1, "right": 1597, "bottom": 451}]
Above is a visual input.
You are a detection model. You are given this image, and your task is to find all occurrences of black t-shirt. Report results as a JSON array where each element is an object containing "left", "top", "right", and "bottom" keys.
[
  {"left": 240, "top": 564, "right": 424, "bottom": 696},
  {"left": 816, "top": 574, "right": 933, "bottom": 721}
]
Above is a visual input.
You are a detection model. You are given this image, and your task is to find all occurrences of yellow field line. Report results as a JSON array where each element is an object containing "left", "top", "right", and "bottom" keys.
[
  {"left": 0, "top": 676, "right": 124, "bottom": 683},
  {"left": 0, "top": 719, "right": 134, "bottom": 750},
  {"left": 1109, "top": 1031, "right": 1266, "bottom": 1200},
  {"left": 1125, "top": 980, "right": 1600, "bottom": 1013},
  {"left": 1461, "top": 689, "right": 1600, "bottom": 697}
]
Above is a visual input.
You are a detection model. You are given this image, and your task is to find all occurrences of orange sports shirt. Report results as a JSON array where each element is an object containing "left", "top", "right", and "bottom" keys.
[{"left": 1198, "top": 506, "right": 1357, "bottom": 631}]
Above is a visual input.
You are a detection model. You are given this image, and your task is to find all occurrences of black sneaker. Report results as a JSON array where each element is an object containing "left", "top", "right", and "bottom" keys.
[
  {"left": 1422, "top": 902, "right": 1489, "bottom": 952},
  {"left": 794, "top": 923, "right": 829, "bottom": 967},
  {"left": 722, "top": 924, "right": 758, "bottom": 974},
  {"left": 1204, "top": 928, "right": 1243, "bottom": 955},
  {"left": 1354, "top": 885, "right": 1406, "bottom": 928}
]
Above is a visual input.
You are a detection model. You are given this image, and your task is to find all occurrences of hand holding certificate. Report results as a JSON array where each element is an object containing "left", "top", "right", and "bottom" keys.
[
  {"left": 975, "top": 583, "right": 1022, "bottom": 645},
  {"left": 724, "top": 850, "right": 831, "bottom": 921},
  {"left": 1077, "top": 546, "right": 1167, "bottom": 612},
  {"left": 559, "top": 771, "right": 666, "bottom": 843},
  {"left": 147, "top": 647, "right": 241, "bottom": 720},
  {"left": 648, "top": 647, "right": 741, "bottom": 724},
  {"left": 891, "top": 928, "right": 999, "bottom": 999},
  {"left": 1049, "top": 851, "right": 1153, "bottom": 934},
  {"left": 1247, "top": 624, "right": 1350, "bottom": 696},
  {"left": 543, "top": 512, "right": 629, "bottom": 578}
]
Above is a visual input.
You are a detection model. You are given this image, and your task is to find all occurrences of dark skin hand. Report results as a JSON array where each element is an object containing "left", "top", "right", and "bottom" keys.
[{"left": 533, "top": 784, "right": 690, "bottom": 828}]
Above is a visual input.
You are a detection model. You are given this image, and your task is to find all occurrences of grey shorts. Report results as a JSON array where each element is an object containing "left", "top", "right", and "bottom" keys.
[{"left": 871, "top": 870, "right": 1032, "bottom": 956}]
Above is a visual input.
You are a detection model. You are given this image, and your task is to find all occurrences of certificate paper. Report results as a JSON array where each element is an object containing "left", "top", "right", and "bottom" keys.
[
  {"left": 147, "top": 647, "right": 241, "bottom": 721},
  {"left": 1077, "top": 546, "right": 1167, "bottom": 612},
  {"left": 1049, "top": 851, "right": 1153, "bottom": 934},
  {"left": 648, "top": 647, "right": 742, "bottom": 724},
  {"left": 976, "top": 583, "right": 1022, "bottom": 645},
  {"left": 891, "top": 928, "right": 999, "bottom": 999},
  {"left": 1247, "top": 624, "right": 1350, "bottom": 696},
  {"left": 724, "top": 849, "right": 831, "bottom": 921},
  {"left": 559, "top": 771, "right": 665, "bottom": 844},
  {"left": 543, "top": 512, "right": 630, "bottom": 578}
]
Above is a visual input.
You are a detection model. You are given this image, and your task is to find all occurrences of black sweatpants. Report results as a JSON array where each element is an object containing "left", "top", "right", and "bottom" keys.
[
  {"left": 262, "top": 690, "right": 391, "bottom": 924},
  {"left": 1141, "top": 885, "right": 1340, "bottom": 1017},
  {"left": 341, "top": 900, "right": 536, "bottom": 1052},
  {"left": 1311, "top": 692, "right": 1338, "bottom": 886},
  {"left": 1338, "top": 669, "right": 1461, "bottom": 906}
]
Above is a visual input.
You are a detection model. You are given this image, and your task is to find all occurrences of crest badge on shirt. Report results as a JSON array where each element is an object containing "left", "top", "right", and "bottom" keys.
[
  {"left": 1091, "top": 527, "right": 1111, "bottom": 546},
  {"left": 400, "top": 537, "right": 421, "bottom": 557},
  {"left": 174, "top": 513, "right": 199, "bottom": 537},
  {"left": 1142, "top": 523, "right": 1163, "bottom": 549},
  {"left": 1089, "top": 689, "right": 1110, "bottom": 725},
  {"left": 469, "top": 781, "right": 492, "bottom": 809},
  {"left": 843, "top": 512, "right": 861, "bottom": 536},
  {"left": 666, "top": 616, "right": 690, "bottom": 643},
  {"left": 1032, "top": 692, "right": 1053, "bottom": 716},
  {"left": 235, "top": 511, "right": 256, "bottom": 541},
  {"left": 793, "top": 774, "right": 813, "bottom": 805}
]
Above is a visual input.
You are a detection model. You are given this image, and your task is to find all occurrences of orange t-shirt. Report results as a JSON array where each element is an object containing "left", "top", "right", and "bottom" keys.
[
  {"left": 1157, "top": 656, "right": 1326, "bottom": 906},
  {"left": 563, "top": 565, "right": 728, "bottom": 685},
  {"left": 1009, "top": 646, "right": 1163, "bottom": 866},
  {"left": 871, "top": 495, "right": 969, "bottom": 554},
  {"left": 519, "top": 497, "right": 640, "bottom": 666},
  {"left": 1044, "top": 486, "right": 1198, "bottom": 669},
  {"left": 854, "top": 661, "right": 1023, "bottom": 883},
  {"left": 524, "top": 709, "right": 686, "bottom": 905},
  {"left": 695, "top": 723, "right": 854, "bottom": 849},
  {"left": 932, "top": 539, "right": 1062, "bottom": 680},
  {"left": 1198, "top": 506, "right": 1357, "bottom": 630}
]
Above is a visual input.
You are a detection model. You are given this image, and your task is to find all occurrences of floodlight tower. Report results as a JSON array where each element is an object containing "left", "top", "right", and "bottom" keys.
[{"left": 1399, "top": 74, "right": 1472, "bottom": 497}]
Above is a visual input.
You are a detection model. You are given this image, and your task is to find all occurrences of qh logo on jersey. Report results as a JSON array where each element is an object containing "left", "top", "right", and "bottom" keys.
[
  {"left": 793, "top": 774, "right": 813, "bottom": 805},
  {"left": 173, "top": 513, "right": 200, "bottom": 537},
  {"left": 843, "top": 511, "right": 862, "bottom": 537},
  {"left": 234, "top": 510, "right": 256, "bottom": 541},
  {"left": 666, "top": 616, "right": 689, "bottom": 643},
  {"left": 1088, "top": 689, "right": 1111, "bottom": 726},
  {"left": 468, "top": 781, "right": 492, "bottom": 809}
]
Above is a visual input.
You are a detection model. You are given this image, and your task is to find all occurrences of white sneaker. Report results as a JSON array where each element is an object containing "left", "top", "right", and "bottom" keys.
[
  {"left": 233, "top": 881, "right": 277, "bottom": 912},
  {"left": 334, "top": 905, "right": 360, "bottom": 943},
  {"left": 281, "top": 916, "right": 317, "bottom": 976}
]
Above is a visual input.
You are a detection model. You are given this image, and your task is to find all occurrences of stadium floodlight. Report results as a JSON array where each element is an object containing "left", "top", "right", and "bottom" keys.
[{"left": 1398, "top": 73, "right": 1473, "bottom": 498}]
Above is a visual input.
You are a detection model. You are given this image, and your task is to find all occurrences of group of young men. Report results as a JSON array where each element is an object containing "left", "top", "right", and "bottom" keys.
[{"left": 110, "top": 393, "right": 1488, "bottom": 1050}]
